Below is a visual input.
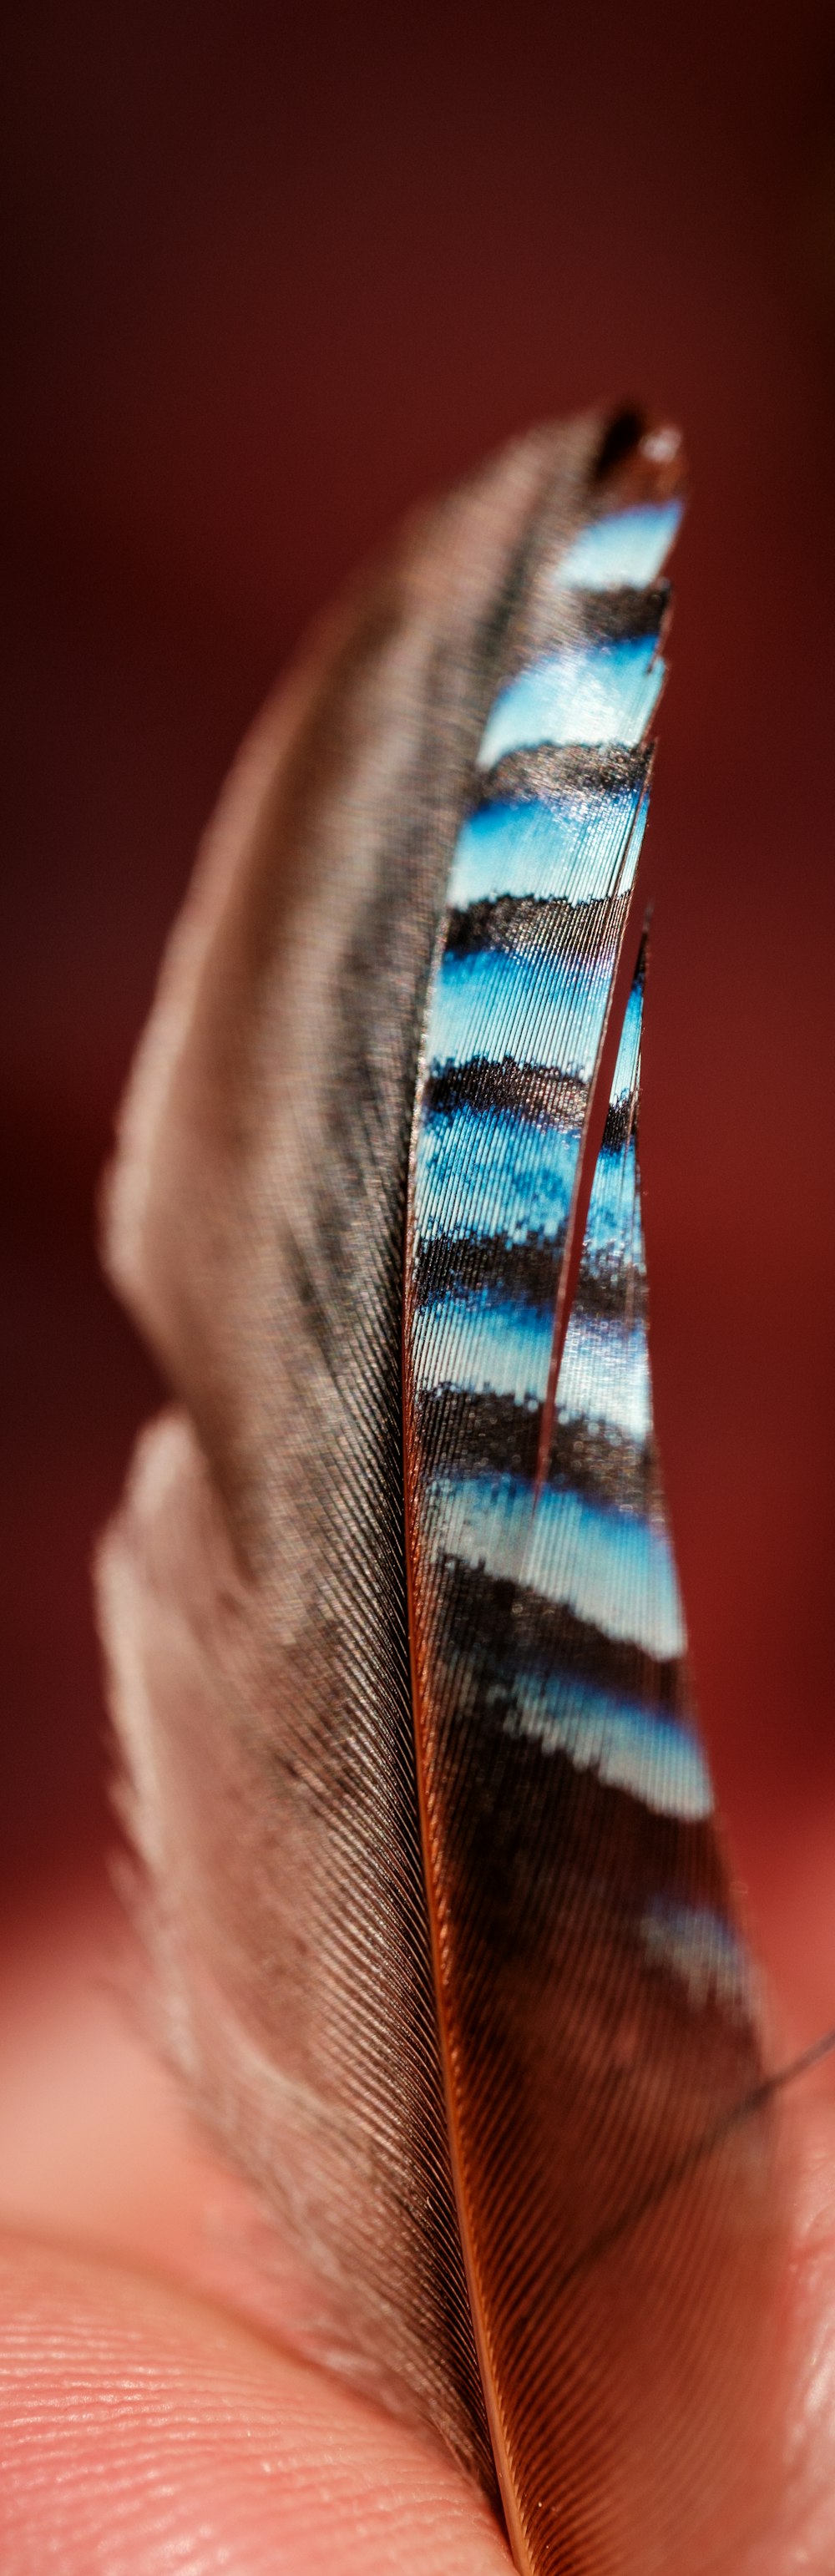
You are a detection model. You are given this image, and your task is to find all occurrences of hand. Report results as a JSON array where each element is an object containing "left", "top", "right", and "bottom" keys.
[
  {"left": 1, "top": 1880, "right": 835, "bottom": 2575},
  {"left": 0, "top": 1884, "right": 509, "bottom": 2576}
]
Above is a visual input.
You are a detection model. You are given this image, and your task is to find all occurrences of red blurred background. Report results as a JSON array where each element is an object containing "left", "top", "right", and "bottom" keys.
[{"left": 2, "top": 0, "right": 834, "bottom": 2027}]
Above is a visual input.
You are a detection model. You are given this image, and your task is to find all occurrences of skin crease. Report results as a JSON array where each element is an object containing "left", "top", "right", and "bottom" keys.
[{"left": 1, "top": 1887, "right": 835, "bottom": 2573}]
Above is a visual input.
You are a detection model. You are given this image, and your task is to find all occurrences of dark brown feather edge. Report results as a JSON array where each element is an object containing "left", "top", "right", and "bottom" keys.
[{"left": 98, "top": 415, "right": 610, "bottom": 2486}]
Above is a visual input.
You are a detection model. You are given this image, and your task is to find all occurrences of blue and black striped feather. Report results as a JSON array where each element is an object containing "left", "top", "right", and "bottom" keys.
[
  {"left": 402, "top": 434, "right": 782, "bottom": 2570},
  {"left": 99, "top": 413, "right": 784, "bottom": 2576}
]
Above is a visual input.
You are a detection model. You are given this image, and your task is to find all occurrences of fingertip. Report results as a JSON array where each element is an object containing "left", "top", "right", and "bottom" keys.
[{"left": 0, "top": 2235, "right": 511, "bottom": 2576}]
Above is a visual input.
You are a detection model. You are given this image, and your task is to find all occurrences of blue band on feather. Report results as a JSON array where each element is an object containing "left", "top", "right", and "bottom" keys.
[
  {"left": 554, "top": 499, "right": 683, "bottom": 590},
  {"left": 425, "top": 1474, "right": 686, "bottom": 1663},
  {"left": 477, "top": 638, "right": 665, "bottom": 767},
  {"left": 506, "top": 1674, "right": 712, "bottom": 1820},
  {"left": 412, "top": 1294, "right": 651, "bottom": 1442},
  {"left": 447, "top": 792, "right": 646, "bottom": 909},
  {"left": 426, "top": 946, "right": 619, "bottom": 1081}
]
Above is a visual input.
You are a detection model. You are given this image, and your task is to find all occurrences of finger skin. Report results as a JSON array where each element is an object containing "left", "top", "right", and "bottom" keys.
[
  {"left": 3, "top": 1901, "right": 835, "bottom": 2574},
  {"left": 3, "top": 2174, "right": 835, "bottom": 2576},
  {"left": 0, "top": 2235, "right": 512, "bottom": 2576}
]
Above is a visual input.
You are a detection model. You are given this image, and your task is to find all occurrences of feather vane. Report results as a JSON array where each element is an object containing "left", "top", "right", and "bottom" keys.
[{"left": 100, "top": 411, "right": 785, "bottom": 2574}]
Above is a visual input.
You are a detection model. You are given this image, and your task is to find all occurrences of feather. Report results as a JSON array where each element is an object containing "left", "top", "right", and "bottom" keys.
[{"left": 99, "top": 409, "right": 786, "bottom": 2572}]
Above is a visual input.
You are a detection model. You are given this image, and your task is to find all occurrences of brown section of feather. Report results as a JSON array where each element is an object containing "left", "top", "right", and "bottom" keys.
[{"left": 100, "top": 415, "right": 610, "bottom": 2494}]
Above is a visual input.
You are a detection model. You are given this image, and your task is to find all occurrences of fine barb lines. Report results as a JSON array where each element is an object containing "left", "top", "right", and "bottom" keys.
[{"left": 100, "top": 407, "right": 797, "bottom": 2576}]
